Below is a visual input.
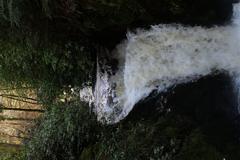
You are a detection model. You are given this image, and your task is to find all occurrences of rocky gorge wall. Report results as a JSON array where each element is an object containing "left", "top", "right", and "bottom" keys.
[{"left": 0, "top": 89, "right": 43, "bottom": 145}]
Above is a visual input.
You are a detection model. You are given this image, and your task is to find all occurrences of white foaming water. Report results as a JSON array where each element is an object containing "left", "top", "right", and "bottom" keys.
[{"left": 89, "top": 3, "right": 240, "bottom": 123}]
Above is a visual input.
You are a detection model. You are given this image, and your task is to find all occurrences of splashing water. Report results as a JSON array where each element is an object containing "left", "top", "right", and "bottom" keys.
[{"left": 84, "top": 3, "right": 240, "bottom": 123}]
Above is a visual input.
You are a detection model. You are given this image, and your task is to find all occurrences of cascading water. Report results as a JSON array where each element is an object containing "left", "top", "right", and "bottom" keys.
[{"left": 83, "top": 3, "right": 240, "bottom": 124}]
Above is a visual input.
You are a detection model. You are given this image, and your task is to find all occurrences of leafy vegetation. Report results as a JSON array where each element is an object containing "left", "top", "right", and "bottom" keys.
[
  {"left": 0, "top": 0, "right": 234, "bottom": 97},
  {"left": 23, "top": 102, "right": 240, "bottom": 160},
  {"left": 0, "top": 0, "right": 237, "bottom": 160},
  {"left": 26, "top": 102, "right": 101, "bottom": 160},
  {"left": 0, "top": 38, "right": 94, "bottom": 104}
]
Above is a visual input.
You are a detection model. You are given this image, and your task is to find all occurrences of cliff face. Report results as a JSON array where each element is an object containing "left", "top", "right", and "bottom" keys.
[
  {"left": 73, "top": 0, "right": 233, "bottom": 48},
  {"left": 13, "top": 0, "right": 234, "bottom": 48},
  {"left": 0, "top": 89, "right": 42, "bottom": 145},
  {"left": 58, "top": 0, "right": 235, "bottom": 48}
]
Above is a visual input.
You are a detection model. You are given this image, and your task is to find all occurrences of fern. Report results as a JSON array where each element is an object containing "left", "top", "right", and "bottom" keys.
[
  {"left": 0, "top": 0, "right": 4, "bottom": 16},
  {"left": 0, "top": 0, "right": 20, "bottom": 26},
  {"left": 7, "top": 0, "right": 13, "bottom": 24},
  {"left": 0, "top": 0, "right": 7, "bottom": 20},
  {"left": 41, "top": 0, "right": 51, "bottom": 18}
]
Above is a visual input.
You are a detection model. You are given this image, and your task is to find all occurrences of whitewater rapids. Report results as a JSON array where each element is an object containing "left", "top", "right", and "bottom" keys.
[{"left": 81, "top": 3, "right": 240, "bottom": 123}]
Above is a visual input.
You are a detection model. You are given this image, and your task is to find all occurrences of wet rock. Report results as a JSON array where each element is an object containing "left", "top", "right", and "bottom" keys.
[
  {"left": 125, "top": 73, "right": 240, "bottom": 148},
  {"left": 126, "top": 73, "right": 239, "bottom": 130}
]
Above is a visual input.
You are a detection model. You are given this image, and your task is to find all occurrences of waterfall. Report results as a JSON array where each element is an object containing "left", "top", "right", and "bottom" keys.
[{"left": 85, "top": 3, "right": 240, "bottom": 124}]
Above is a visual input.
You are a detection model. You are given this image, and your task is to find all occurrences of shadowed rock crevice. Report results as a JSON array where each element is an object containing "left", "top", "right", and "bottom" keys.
[
  {"left": 126, "top": 73, "right": 240, "bottom": 148},
  {"left": 127, "top": 73, "right": 238, "bottom": 124},
  {"left": 124, "top": 73, "right": 240, "bottom": 157}
]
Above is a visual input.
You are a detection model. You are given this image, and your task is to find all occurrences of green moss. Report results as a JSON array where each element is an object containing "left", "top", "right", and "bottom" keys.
[{"left": 0, "top": 144, "right": 24, "bottom": 160}]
